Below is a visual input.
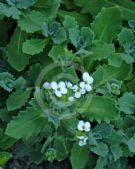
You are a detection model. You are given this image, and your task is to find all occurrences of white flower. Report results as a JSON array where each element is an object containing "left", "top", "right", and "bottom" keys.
[
  {"left": 83, "top": 72, "right": 94, "bottom": 84},
  {"left": 84, "top": 122, "right": 91, "bottom": 132},
  {"left": 72, "top": 85, "right": 78, "bottom": 92},
  {"left": 77, "top": 135, "right": 85, "bottom": 139},
  {"left": 87, "top": 76, "right": 94, "bottom": 84},
  {"left": 85, "top": 84, "right": 92, "bottom": 92},
  {"left": 77, "top": 120, "right": 91, "bottom": 132},
  {"left": 80, "top": 88, "right": 86, "bottom": 95},
  {"left": 66, "top": 82, "right": 73, "bottom": 89},
  {"left": 68, "top": 96, "right": 74, "bottom": 102},
  {"left": 75, "top": 92, "right": 81, "bottom": 98},
  {"left": 58, "top": 81, "right": 66, "bottom": 88},
  {"left": 51, "top": 81, "right": 58, "bottom": 90},
  {"left": 60, "top": 87, "right": 67, "bottom": 94},
  {"left": 43, "top": 82, "right": 51, "bottom": 89},
  {"left": 54, "top": 90, "right": 62, "bottom": 97},
  {"left": 79, "top": 81, "right": 86, "bottom": 89},
  {"left": 78, "top": 137, "right": 88, "bottom": 147},
  {"left": 77, "top": 120, "right": 84, "bottom": 131}
]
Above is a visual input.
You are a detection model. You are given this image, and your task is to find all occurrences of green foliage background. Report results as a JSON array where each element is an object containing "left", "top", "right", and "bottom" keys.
[{"left": 0, "top": 0, "right": 135, "bottom": 168}]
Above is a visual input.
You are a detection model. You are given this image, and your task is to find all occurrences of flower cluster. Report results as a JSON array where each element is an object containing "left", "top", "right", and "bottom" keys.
[
  {"left": 77, "top": 120, "right": 91, "bottom": 146},
  {"left": 43, "top": 72, "right": 93, "bottom": 102}
]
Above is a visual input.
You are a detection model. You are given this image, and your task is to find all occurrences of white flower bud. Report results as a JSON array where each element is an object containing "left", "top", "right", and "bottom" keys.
[
  {"left": 84, "top": 122, "right": 91, "bottom": 132},
  {"left": 85, "top": 84, "right": 92, "bottom": 92},
  {"left": 87, "top": 76, "right": 94, "bottom": 84},
  {"left": 55, "top": 90, "right": 62, "bottom": 97},
  {"left": 68, "top": 96, "right": 74, "bottom": 102},
  {"left": 77, "top": 120, "right": 84, "bottom": 131},
  {"left": 72, "top": 85, "right": 79, "bottom": 92},
  {"left": 60, "top": 87, "right": 67, "bottom": 94},
  {"left": 80, "top": 88, "right": 86, "bottom": 95},
  {"left": 43, "top": 82, "right": 51, "bottom": 89},
  {"left": 66, "top": 82, "right": 73, "bottom": 89},
  {"left": 79, "top": 81, "right": 86, "bottom": 89},
  {"left": 51, "top": 81, "right": 58, "bottom": 90},
  {"left": 82, "top": 72, "right": 90, "bottom": 82},
  {"left": 58, "top": 81, "right": 66, "bottom": 88},
  {"left": 75, "top": 92, "right": 81, "bottom": 98}
]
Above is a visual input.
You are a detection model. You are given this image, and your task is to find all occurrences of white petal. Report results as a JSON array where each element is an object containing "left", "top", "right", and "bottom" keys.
[
  {"left": 79, "top": 81, "right": 86, "bottom": 89},
  {"left": 84, "top": 122, "right": 91, "bottom": 132},
  {"left": 75, "top": 92, "right": 81, "bottom": 98},
  {"left": 72, "top": 85, "right": 79, "bottom": 92},
  {"left": 78, "top": 140, "right": 87, "bottom": 146},
  {"left": 80, "top": 88, "right": 86, "bottom": 95},
  {"left": 60, "top": 87, "right": 67, "bottom": 94},
  {"left": 68, "top": 96, "right": 74, "bottom": 102},
  {"left": 85, "top": 84, "right": 92, "bottom": 92},
  {"left": 77, "top": 136, "right": 85, "bottom": 139},
  {"left": 43, "top": 82, "right": 50, "bottom": 89},
  {"left": 51, "top": 81, "right": 58, "bottom": 90},
  {"left": 66, "top": 82, "right": 73, "bottom": 89},
  {"left": 55, "top": 90, "right": 62, "bottom": 97},
  {"left": 77, "top": 120, "right": 84, "bottom": 131},
  {"left": 87, "top": 76, "right": 94, "bottom": 84},
  {"left": 82, "top": 72, "right": 90, "bottom": 82},
  {"left": 58, "top": 81, "right": 66, "bottom": 88}
]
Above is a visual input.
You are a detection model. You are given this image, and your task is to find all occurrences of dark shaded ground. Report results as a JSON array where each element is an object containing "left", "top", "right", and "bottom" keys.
[{"left": 5, "top": 158, "right": 72, "bottom": 169}]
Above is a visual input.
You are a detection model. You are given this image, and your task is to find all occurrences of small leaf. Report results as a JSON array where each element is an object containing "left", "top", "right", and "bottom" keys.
[
  {"left": 22, "top": 39, "right": 47, "bottom": 55},
  {"left": 127, "top": 137, "right": 135, "bottom": 153},
  {"left": 0, "top": 151, "right": 12, "bottom": 165},
  {"left": 6, "top": 90, "right": 31, "bottom": 111},
  {"left": 110, "top": 145, "right": 123, "bottom": 161},
  {"left": 91, "top": 142, "right": 108, "bottom": 157},
  {"left": 70, "top": 143, "right": 89, "bottom": 169},
  {"left": 53, "top": 27, "right": 67, "bottom": 44},
  {"left": 118, "top": 92, "right": 135, "bottom": 114}
]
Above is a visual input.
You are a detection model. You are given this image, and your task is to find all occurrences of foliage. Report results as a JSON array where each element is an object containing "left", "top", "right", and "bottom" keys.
[{"left": 0, "top": 0, "right": 135, "bottom": 169}]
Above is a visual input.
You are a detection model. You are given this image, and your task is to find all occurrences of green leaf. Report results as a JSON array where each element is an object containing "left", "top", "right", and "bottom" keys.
[
  {"left": 108, "top": 53, "right": 123, "bottom": 67},
  {"left": 0, "top": 72, "right": 15, "bottom": 92},
  {"left": 63, "top": 15, "right": 79, "bottom": 31},
  {"left": 22, "top": 39, "right": 47, "bottom": 55},
  {"left": 118, "top": 28, "right": 134, "bottom": 45},
  {"left": 88, "top": 43, "right": 115, "bottom": 61},
  {"left": 18, "top": 10, "right": 45, "bottom": 33},
  {"left": 118, "top": 92, "right": 135, "bottom": 114},
  {"left": 53, "top": 27, "right": 67, "bottom": 44},
  {"left": 6, "top": 0, "right": 37, "bottom": 9},
  {"left": 94, "top": 123, "right": 113, "bottom": 138},
  {"left": 5, "top": 108, "right": 46, "bottom": 139},
  {"left": 33, "top": 0, "right": 60, "bottom": 19},
  {"left": 54, "top": 137, "right": 68, "bottom": 161},
  {"left": 91, "top": 142, "right": 108, "bottom": 157},
  {"left": 110, "top": 145, "right": 123, "bottom": 161},
  {"left": 0, "top": 2, "right": 21, "bottom": 19},
  {"left": 0, "top": 151, "right": 12, "bottom": 165},
  {"left": 7, "top": 27, "right": 30, "bottom": 71},
  {"left": 78, "top": 95, "right": 118, "bottom": 122},
  {"left": 127, "top": 137, "right": 135, "bottom": 153},
  {"left": 94, "top": 156, "right": 106, "bottom": 169},
  {"left": 70, "top": 143, "right": 89, "bottom": 169},
  {"left": 6, "top": 89, "right": 31, "bottom": 111},
  {"left": 93, "top": 63, "right": 132, "bottom": 88},
  {"left": 91, "top": 7, "right": 122, "bottom": 43}
]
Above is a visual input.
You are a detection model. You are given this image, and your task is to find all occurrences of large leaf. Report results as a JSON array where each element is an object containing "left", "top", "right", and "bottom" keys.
[
  {"left": 91, "top": 7, "right": 122, "bottom": 43},
  {"left": 18, "top": 10, "right": 45, "bottom": 33},
  {"left": 70, "top": 143, "right": 89, "bottom": 169},
  {"left": 5, "top": 108, "right": 46, "bottom": 139},
  {"left": 118, "top": 92, "right": 135, "bottom": 114},
  {"left": 7, "top": 27, "right": 30, "bottom": 71},
  {"left": 22, "top": 39, "right": 47, "bottom": 55},
  {"left": 6, "top": 89, "right": 31, "bottom": 111},
  {"left": 78, "top": 95, "right": 118, "bottom": 122}
]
